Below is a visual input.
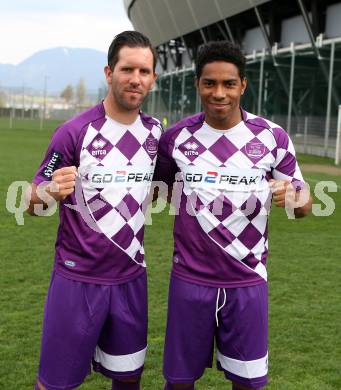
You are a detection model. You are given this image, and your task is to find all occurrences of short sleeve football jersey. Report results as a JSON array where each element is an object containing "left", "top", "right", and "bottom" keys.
[
  {"left": 33, "top": 102, "right": 162, "bottom": 285},
  {"left": 154, "top": 109, "right": 304, "bottom": 288}
]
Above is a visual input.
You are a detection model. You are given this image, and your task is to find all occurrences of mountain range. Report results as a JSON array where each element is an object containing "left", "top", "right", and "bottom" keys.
[{"left": 0, "top": 47, "right": 107, "bottom": 93}]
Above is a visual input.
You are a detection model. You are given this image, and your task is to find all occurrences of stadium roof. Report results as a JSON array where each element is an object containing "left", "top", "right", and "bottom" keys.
[{"left": 123, "top": 0, "right": 270, "bottom": 47}]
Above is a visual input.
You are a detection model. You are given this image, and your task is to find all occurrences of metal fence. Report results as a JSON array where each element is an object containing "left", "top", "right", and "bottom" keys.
[
  {"left": 144, "top": 37, "right": 341, "bottom": 161},
  {"left": 2, "top": 38, "right": 340, "bottom": 161},
  {"left": 0, "top": 88, "right": 102, "bottom": 124}
]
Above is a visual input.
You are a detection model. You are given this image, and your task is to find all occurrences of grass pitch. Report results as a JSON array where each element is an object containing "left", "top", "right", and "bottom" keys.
[{"left": 0, "top": 118, "right": 340, "bottom": 389}]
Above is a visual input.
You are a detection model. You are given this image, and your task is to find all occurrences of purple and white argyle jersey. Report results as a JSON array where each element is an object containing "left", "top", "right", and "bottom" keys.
[
  {"left": 33, "top": 103, "right": 162, "bottom": 285},
  {"left": 155, "top": 109, "right": 304, "bottom": 288}
]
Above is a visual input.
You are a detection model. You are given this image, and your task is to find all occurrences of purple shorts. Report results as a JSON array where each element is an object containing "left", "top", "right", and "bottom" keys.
[
  {"left": 37, "top": 271, "right": 147, "bottom": 390},
  {"left": 163, "top": 274, "right": 268, "bottom": 389}
]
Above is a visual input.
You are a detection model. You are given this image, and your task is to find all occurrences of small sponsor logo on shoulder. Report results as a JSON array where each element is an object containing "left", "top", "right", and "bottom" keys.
[
  {"left": 87, "top": 134, "right": 113, "bottom": 160},
  {"left": 91, "top": 139, "right": 107, "bottom": 156},
  {"left": 92, "top": 149, "right": 107, "bottom": 157},
  {"left": 184, "top": 141, "right": 199, "bottom": 156},
  {"left": 184, "top": 141, "right": 199, "bottom": 151},
  {"left": 92, "top": 139, "right": 106, "bottom": 150},
  {"left": 178, "top": 139, "right": 202, "bottom": 159},
  {"left": 64, "top": 260, "right": 76, "bottom": 267},
  {"left": 41, "top": 151, "right": 63, "bottom": 178}
]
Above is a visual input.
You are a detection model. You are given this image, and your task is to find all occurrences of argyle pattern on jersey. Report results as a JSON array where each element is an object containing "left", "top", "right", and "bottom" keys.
[
  {"left": 79, "top": 116, "right": 162, "bottom": 265},
  {"left": 171, "top": 111, "right": 304, "bottom": 281}
]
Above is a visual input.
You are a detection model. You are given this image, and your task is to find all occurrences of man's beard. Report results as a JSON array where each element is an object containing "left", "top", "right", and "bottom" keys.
[{"left": 112, "top": 87, "right": 146, "bottom": 111}]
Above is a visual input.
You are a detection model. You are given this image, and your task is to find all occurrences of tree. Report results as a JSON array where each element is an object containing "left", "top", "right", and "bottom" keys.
[
  {"left": 97, "top": 81, "right": 107, "bottom": 102},
  {"left": 76, "top": 78, "right": 86, "bottom": 106},
  {"left": 60, "top": 84, "right": 73, "bottom": 103}
]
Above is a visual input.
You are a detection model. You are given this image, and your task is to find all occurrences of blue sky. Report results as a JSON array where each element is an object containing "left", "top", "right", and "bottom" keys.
[{"left": 0, "top": 0, "right": 133, "bottom": 64}]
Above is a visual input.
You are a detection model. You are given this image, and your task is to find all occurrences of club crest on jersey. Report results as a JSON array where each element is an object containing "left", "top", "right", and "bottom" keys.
[
  {"left": 245, "top": 142, "right": 265, "bottom": 158},
  {"left": 144, "top": 136, "right": 158, "bottom": 156}
]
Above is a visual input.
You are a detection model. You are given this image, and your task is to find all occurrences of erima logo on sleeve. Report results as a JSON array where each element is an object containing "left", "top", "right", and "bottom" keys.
[{"left": 40, "top": 151, "right": 63, "bottom": 178}]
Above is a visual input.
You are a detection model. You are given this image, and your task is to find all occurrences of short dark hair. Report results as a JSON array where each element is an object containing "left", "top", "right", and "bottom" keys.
[
  {"left": 107, "top": 30, "right": 157, "bottom": 71},
  {"left": 195, "top": 41, "right": 246, "bottom": 80}
]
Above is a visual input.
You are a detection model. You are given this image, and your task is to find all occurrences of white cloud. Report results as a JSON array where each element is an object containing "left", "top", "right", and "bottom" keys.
[{"left": 0, "top": 3, "right": 133, "bottom": 64}]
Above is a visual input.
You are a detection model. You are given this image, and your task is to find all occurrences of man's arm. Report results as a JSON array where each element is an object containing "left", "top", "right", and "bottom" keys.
[
  {"left": 27, "top": 166, "right": 77, "bottom": 216},
  {"left": 270, "top": 179, "right": 312, "bottom": 218},
  {"left": 153, "top": 130, "right": 179, "bottom": 203}
]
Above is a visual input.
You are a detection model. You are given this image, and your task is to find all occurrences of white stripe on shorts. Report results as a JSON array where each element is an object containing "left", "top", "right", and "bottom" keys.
[
  {"left": 93, "top": 345, "right": 147, "bottom": 372},
  {"left": 216, "top": 349, "right": 268, "bottom": 379}
]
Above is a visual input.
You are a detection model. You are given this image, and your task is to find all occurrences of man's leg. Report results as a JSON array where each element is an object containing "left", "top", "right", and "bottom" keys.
[
  {"left": 37, "top": 272, "right": 109, "bottom": 390},
  {"left": 93, "top": 272, "right": 148, "bottom": 388},
  {"left": 216, "top": 283, "right": 268, "bottom": 390},
  {"left": 163, "top": 274, "right": 217, "bottom": 387}
]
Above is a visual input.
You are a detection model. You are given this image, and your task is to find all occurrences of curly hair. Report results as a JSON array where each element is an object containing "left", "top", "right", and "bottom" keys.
[{"left": 196, "top": 41, "right": 246, "bottom": 80}]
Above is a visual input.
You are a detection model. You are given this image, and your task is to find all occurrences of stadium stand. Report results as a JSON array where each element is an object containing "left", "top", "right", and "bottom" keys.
[{"left": 123, "top": 0, "right": 341, "bottom": 158}]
